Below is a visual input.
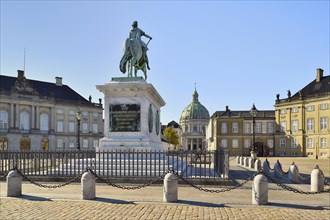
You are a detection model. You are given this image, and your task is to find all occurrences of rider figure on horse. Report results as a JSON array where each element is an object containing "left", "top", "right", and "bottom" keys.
[{"left": 129, "top": 21, "right": 152, "bottom": 70}]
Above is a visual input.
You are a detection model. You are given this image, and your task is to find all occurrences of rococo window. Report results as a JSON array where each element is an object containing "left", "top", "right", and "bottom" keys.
[{"left": 0, "top": 111, "right": 8, "bottom": 131}]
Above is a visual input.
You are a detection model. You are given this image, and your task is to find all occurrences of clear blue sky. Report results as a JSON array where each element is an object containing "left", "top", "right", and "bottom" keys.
[{"left": 1, "top": 1, "right": 329, "bottom": 124}]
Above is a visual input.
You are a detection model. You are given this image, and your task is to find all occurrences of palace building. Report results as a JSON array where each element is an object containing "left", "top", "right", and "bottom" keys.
[
  {"left": 274, "top": 68, "right": 330, "bottom": 158},
  {"left": 207, "top": 106, "right": 275, "bottom": 157},
  {"left": 0, "top": 70, "right": 104, "bottom": 151}
]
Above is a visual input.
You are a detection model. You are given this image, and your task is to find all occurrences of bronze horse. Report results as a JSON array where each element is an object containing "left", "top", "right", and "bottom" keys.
[{"left": 119, "top": 38, "right": 147, "bottom": 80}]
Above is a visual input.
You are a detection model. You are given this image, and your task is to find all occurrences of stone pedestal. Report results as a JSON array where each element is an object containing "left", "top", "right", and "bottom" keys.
[{"left": 96, "top": 77, "right": 166, "bottom": 151}]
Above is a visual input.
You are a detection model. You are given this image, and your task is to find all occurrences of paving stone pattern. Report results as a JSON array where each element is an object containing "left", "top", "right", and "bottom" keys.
[{"left": 1, "top": 199, "right": 329, "bottom": 220}]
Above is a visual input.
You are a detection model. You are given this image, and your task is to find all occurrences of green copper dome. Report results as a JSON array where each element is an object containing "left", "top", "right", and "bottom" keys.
[{"left": 180, "top": 89, "right": 210, "bottom": 120}]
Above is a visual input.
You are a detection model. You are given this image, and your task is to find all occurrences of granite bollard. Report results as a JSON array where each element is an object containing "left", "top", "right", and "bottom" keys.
[
  {"left": 311, "top": 166, "right": 324, "bottom": 192},
  {"left": 81, "top": 171, "right": 96, "bottom": 200},
  {"left": 288, "top": 162, "right": 299, "bottom": 183},
  {"left": 262, "top": 159, "right": 270, "bottom": 174},
  {"left": 273, "top": 160, "right": 282, "bottom": 178},
  {"left": 244, "top": 157, "right": 249, "bottom": 167},
  {"left": 163, "top": 172, "right": 178, "bottom": 202},
  {"left": 7, "top": 170, "right": 22, "bottom": 197},
  {"left": 240, "top": 156, "right": 244, "bottom": 166},
  {"left": 252, "top": 174, "right": 268, "bottom": 205},
  {"left": 254, "top": 159, "right": 261, "bottom": 171},
  {"left": 249, "top": 158, "right": 254, "bottom": 169}
]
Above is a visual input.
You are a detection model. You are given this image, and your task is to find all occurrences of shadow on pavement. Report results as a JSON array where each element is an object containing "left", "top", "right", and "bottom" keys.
[
  {"left": 20, "top": 195, "right": 52, "bottom": 201},
  {"left": 95, "top": 197, "right": 134, "bottom": 204},
  {"left": 177, "top": 200, "right": 226, "bottom": 207},
  {"left": 229, "top": 168, "right": 256, "bottom": 186},
  {"left": 269, "top": 202, "right": 327, "bottom": 210}
]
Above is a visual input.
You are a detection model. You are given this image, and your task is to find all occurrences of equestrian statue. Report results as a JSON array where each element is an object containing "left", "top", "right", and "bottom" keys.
[{"left": 119, "top": 21, "right": 152, "bottom": 80}]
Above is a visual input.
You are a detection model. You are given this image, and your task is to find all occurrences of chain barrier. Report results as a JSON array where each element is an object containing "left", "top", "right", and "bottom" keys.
[
  {"left": 298, "top": 173, "right": 311, "bottom": 183},
  {"left": 173, "top": 170, "right": 260, "bottom": 193},
  {"left": 263, "top": 171, "right": 329, "bottom": 194},
  {"left": 288, "top": 164, "right": 310, "bottom": 184},
  {"left": 0, "top": 166, "right": 18, "bottom": 180},
  {"left": 0, "top": 170, "right": 12, "bottom": 180},
  {"left": 16, "top": 168, "right": 86, "bottom": 189},
  {"left": 86, "top": 167, "right": 170, "bottom": 190},
  {"left": 277, "top": 163, "right": 289, "bottom": 175},
  {"left": 2, "top": 166, "right": 329, "bottom": 195},
  {"left": 265, "top": 160, "right": 274, "bottom": 171},
  {"left": 318, "top": 169, "right": 330, "bottom": 186}
]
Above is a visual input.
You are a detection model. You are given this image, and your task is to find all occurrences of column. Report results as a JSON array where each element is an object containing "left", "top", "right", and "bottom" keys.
[
  {"left": 36, "top": 106, "right": 40, "bottom": 129},
  {"left": 10, "top": 103, "right": 15, "bottom": 128},
  {"left": 50, "top": 107, "right": 55, "bottom": 131},
  {"left": 31, "top": 105, "right": 35, "bottom": 129},
  {"left": 15, "top": 104, "right": 19, "bottom": 128},
  {"left": 288, "top": 108, "right": 291, "bottom": 132}
]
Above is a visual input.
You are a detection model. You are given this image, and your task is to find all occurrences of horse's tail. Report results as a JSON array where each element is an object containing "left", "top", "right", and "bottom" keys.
[
  {"left": 120, "top": 39, "right": 132, "bottom": 73},
  {"left": 119, "top": 55, "right": 127, "bottom": 73},
  {"left": 120, "top": 52, "right": 129, "bottom": 73}
]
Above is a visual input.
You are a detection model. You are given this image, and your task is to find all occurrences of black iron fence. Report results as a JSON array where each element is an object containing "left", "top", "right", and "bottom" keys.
[{"left": 0, "top": 150, "right": 228, "bottom": 180}]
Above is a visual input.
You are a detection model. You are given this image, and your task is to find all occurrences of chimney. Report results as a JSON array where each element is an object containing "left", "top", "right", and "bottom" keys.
[
  {"left": 316, "top": 68, "right": 323, "bottom": 82},
  {"left": 17, "top": 70, "right": 24, "bottom": 79},
  {"left": 55, "top": 77, "right": 62, "bottom": 86}
]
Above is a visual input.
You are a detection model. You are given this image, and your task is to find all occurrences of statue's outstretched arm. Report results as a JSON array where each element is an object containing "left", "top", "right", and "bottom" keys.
[{"left": 143, "top": 33, "right": 152, "bottom": 39}]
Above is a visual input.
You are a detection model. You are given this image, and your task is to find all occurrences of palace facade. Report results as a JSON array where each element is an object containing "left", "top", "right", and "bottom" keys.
[
  {"left": 274, "top": 68, "right": 329, "bottom": 158},
  {"left": 0, "top": 70, "right": 104, "bottom": 151},
  {"left": 207, "top": 106, "right": 275, "bottom": 157}
]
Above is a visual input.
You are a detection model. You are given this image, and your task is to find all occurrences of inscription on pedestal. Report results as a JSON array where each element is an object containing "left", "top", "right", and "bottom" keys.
[{"left": 109, "top": 104, "right": 141, "bottom": 132}]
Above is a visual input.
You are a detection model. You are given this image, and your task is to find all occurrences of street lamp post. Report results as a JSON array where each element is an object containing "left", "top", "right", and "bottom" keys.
[
  {"left": 75, "top": 108, "right": 82, "bottom": 150},
  {"left": 250, "top": 103, "right": 258, "bottom": 152}
]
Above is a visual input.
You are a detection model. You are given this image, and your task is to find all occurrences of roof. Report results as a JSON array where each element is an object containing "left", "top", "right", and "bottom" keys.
[
  {"left": 180, "top": 89, "right": 210, "bottom": 121},
  {"left": 276, "top": 69, "right": 330, "bottom": 104},
  {"left": 292, "top": 75, "right": 330, "bottom": 98},
  {"left": 0, "top": 72, "right": 90, "bottom": 104},
  {"left": 211, "top": 108, "right": 275, "bottom": 119},
  {"left": 167, "top": 120, "right": 180, "bottom": 128}
]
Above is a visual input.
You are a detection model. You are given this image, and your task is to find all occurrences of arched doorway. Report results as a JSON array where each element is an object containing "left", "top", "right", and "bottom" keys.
[
  {"left": 20, "top": 137, "right": 30, "bottom": 151},
  {"left": 254, "top": 142, "right": 264, "bottom": 157}
]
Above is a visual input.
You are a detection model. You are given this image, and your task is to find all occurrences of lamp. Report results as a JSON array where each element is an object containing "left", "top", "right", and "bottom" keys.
[
  {"left": 250, "top": 103, "right": 258, "bottom": 152},
  {"left": 75, "top": 108, "right": 82, "bottom": 150}
]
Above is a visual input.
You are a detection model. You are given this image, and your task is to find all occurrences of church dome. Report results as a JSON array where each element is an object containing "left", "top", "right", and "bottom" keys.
[{"left": 180, "top": 89, "right": 210, "bottom": 121}]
